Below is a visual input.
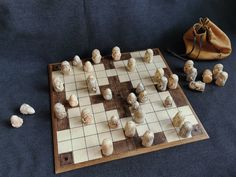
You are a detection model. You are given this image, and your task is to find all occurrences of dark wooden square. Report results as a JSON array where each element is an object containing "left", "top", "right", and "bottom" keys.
[
  {"left": 153, "top": 132, "right": 167, "bottom": 145},
  {"left": 59, "top": 152, "right": 74, "bottom": 166},
  {"left": 113, "top": 140, "right": 129, "bottom": 154},
  {"left": 169, "top": 88, "right": 188, "bottom": 107}
]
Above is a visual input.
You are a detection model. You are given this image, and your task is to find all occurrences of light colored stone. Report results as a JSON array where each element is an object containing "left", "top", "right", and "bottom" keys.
[
  {"left": 172, "top": 111, "right": 185, "bottom": 127},
  {"left": 186, "top": 67, "right": 197, "bottom": 82},
  {"left": 213, "top": 63, "right": 223, "bottom": 79},
  {"left": 72, "top": 55, "right": 83, "bottom": 68},
  {"left": 10, "top": 115, "right": 23, "bottom": 128},
  {"left": 52, "top": 77, "right": 64, "bottom": 92},
  {"left": 102, "top": 88, "right": 112, "bottom": 100},
  {"left": 87, "top": 75, "right": 98, "bottom": 93},
  {"left": 155, "top": 68, "right": 164, "bottom": 81},
  {"left": 54, "top": 103, "right": 67, "bottom": 119},
  {"left": 92, "top": 49, "right": 102, "bottom": 64},
  {"left": 168, "top": 74, "right": 179, "bottom": 89},
  {"left": 20, "top": 103, "right": 35, "bottom": 115},
  {"left": 142, "top": 130, "right": 154, "bottom": 147},
  {"left": 133, "top": 107, "right": 145, "bottom": 123},
  {"left": 183, "top": 60, "right": 194, "bottom": 74},
  {"left": 189, "top": 81, "right": 205, "bottom": 92},
  {"left": 163, "top": 96, "right": 173, "bottom": 108},
  {"left": 202, "top": 69, "right": 213, "bottom": 83},
  {"left": 108, "top": 115, "right": 119, "bottom": 129},
  {"left": 61, "top": 61, "right": 72, "bottom": 75},
  {"left": 179, "top": 121, "right": 193, "bottom": 138},
  {"left": 130, "top": 101, "right": 140, "bottom": 113},
  {"left": 127, "top": 58, "right": 136, "bottom": 72},
  {"left": 81, "top": 108, "right": 93, "bottom": 125},
  {"left": 112, "top": 46, "right": 121, "bottom": 61},
  {"left": 127, "top": 92, "right": 137, "bottom": 105},
  {"left": 138, "top": 90, "right": 148, "bottom": 103},
  {"left": 68, "top": 94, "right": 79, "bottom": 107},
  {"left": 125, "top": 121, "right": 136, "bottom": 137},
  {"left": 143, "top": 49, "right": 153, "bottom": 63},
  {"left": 215, "top": 71, "right": 228, "bottom": 87},
  {"left": 84, "top": 61, "right": 94, "bottom": 72},
  {"left": 136, "top": 82, "right": 145, "bottom": 94},
  {"left": 157, "top": 76, "right": 168, "bottom": 91},
  {"left": 101, "top": 139, "right": 113, "bottom": 156}
]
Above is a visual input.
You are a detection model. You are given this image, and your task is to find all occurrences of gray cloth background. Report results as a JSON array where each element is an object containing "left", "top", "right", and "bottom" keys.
[{"left": 0, "top": 1, "right": 236, "bottom": 177}]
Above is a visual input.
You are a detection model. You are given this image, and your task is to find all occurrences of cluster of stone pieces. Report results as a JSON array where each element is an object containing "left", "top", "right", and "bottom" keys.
[
  {"left": 10, "top": 103, "right": 35, "bottom": 128},
  {"left": 172, "top": 111, "right": 193, "bottom": 138},
  {"left": 184, "top": 60, "right": 228, "bottom": 92}
]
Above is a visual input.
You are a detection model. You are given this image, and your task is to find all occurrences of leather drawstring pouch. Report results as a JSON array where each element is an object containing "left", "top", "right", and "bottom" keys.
[{"left": 169, "top": 17, "right": 232, "bottom": 60}]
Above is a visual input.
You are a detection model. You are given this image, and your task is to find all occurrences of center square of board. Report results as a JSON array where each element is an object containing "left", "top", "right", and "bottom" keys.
[{"left": 48, "top": 48, "right": 209, "bottom": 174}]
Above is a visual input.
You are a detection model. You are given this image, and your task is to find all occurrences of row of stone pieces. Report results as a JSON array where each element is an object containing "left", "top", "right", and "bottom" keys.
[{"left": 184, "top": 60, "right": 228, "bottom": 92}]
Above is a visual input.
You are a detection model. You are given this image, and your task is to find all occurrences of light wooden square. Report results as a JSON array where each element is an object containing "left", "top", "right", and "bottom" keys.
[
  {"left": 83, "top": 124, "right": 97, "bottom": 136},
  {"left": 120, "top": 117, "right": 133, "bottom": 128},
  {"left": 130, "top": 51, "right": 141, "bottom": 59},
  {"left": 75, "top": 73, "right": 86, "bottom": 82},
  {"left": 79, "top": 96, "right": 91, "bottom": 106},
  {"left": 65, "top": 83, "right": 76, "bottom": 92},
  {"left": 94, "top": 112, "right": 107, "bottom": 123},
  {"left": 164, "top": 129, "right": 179, "bottom": 142},
  {"left": 141, "top": 103, "right": 154, "bottom": 113},
  {"left": 72, "top": 137, "right": 86, "bottom": 150},
  {"left": 167, "top": 108, "right": 179, "bottom": 119},
  {"left": 106, "top": 110, "right": 119, "bottom": 119},
  {"left": 87, "top": 146, "right": 102, "bottom": 160},
  {"left": 69, "top": 117, "right": 83, "bottom": 128},
  {"left": 106, "top": 69, "right": 117, "bottom": 77},
  {"left": 149, "top": 93, "right": 161, "bottom": 102},
  {"left": 70, "top": 127, "right": 84, "bottom": 139},
  {"left": 96, "top": 71, "right": 107, "bottom": 78},
  {"left": 94, "top": 64, "right": 105, "bottom": 71},
  {"left": 118, "top": 74, "right": 130, "bottom": 82},
  {"left": 85, "top": 135, "right": 99, "bottom": 147},
  {"left": 111, "top": 129, "right": 126, "bottom": 142},
  {"left": 146, "top": 112, "right": 158, "bottom": 123},
  {"left": 155, "top": 110, "right": 170, "bottom": 121},
  {"left": 73, "top": 149, "right": 88, "bottom": 164},
  {"left": 58, "top": 140, "right": 72, "bottom": 154},
  {"left": 57, "top": 129, "right": 71, "bottom": 142},
  {"left": 141, "top": 78, "right": 153, "bottom": 86},
  {"left": 76, "top": 81, "right": 87, "bottom": 90},
  {"left": 178, "top": 105, "right": 193, "bottom": 116},
  {"left": 66, "top": 90, "right": 77, "bottom": 100},
  {"left": 128, "top": 72, "right": 140, "bottom": 80},
  {"left": 96, "top": 122, "right": 110, "bottom": 133},
  {"left": 97, "top": 78, "right": 109, "bottom": 86},
  {"left": 152, "top": 101, "right": 165, "bottom": 111},
  {"left": 160, "top": 119, "right": 174, "bottom": 131},
  {"left": 98, "top": 132, "right": 112, "bottom": 144},
  {"left": 148, "top": 122, "right": 162, "bottom": 133},
  {"left": 136, "top": 124, "right": 149, "bottom": 137},
  {"left": 64, "top": 75, "right": 75, "bottom": 83},
  {"left": 92, "top": 103, "right": 105, "bottom": 113},
  {"left": 68, "top": 107, "right": 81, "bottom": 118},
  {"left": 77, "top": 89, "right": 89, "bottom": 97}
]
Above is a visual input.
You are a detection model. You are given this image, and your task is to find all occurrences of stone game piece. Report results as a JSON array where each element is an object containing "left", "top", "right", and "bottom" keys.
[
  {"left": 143, "top": 49, "right": 153, "bottom": 63},
  {"left": 72, "top": 55, "right": 83, "bottom": 68},
  {"left": 213, "top": 63, "right": 223, "bottom": 79},
  {"left": 54, "top": 103, "right": 67, "bottom": 119},
  {"left": 202, "top": 69, "right": 213, "bottom": 83},
  {"left": 141, "top": 130, "right": 154, "bottom": 147},
  {"left": 130, "top": 101, "right": 140, "bottom": 113},
  {"left": 155, "top": 68, "right": 164, "bottom": 81},
  {"left": 68, "top": 94, "right": 79, "bottom": 107},
  {"left": 20, "top": 103, "right": 35, "bottom": 115},
  {"left": 215, "top": 71, "right": 228, "bottom": 87},
  {"left": 168, "top": 74, "right": 179, "bottom": 89},
  {"left": 92, "top": 49, "right": 102, "bottom": 64},
  {"left": 124, "top": 121, "right": 136, "bottom": 137},
  {"left": 186, "top": 67, "right": 197, "bottom": 82},
  {"left": 172, "top": 111, "right": 185, "bottom": 127},
  {"left": 102, "top": 88, "right": 112, "bottom": 100},
  {"left": 61, "top": 61, "right": 72, "bottom": 75},
  {"left": 87, "top": 75, "right": 98, "bottom": 93},
  {"left": 52, "top": 77, "right": 64, "bottom": 92},
  {"left": 101, "top": 139, "right": 113, "bottom": 156},
  {"left": 163, "top": 96, "right": 173, "bottom": 108},
  {"left": 112, "top": 46, "right": 121, "bottom": 61},
  {"left": 81, "top": 108, "right": 93, "bottom": 125},
  {"left": 10, "top": 115, "right": 23, "bottom": 128},
  {"left": 189, "top": 81, "right": 206, "bottom": 92},
  {"left": 183, "top": 60, "right": 194, "bottom": 74},
  {"left": 127, "top": 92, "right": 137, "bottom": 105},
  {"left": 136, "top": 82, "right": 145, "bottom": 94},
  {"left": 108, "top": 115, "right": 119, "bottom": 129},
  {"left": 138, "top": 90, "right": 148, "bottom": 103},
  {"left": 157, "top": 76, "right": 168, "bottom": 91},
  {"left": 133, "top": 107, "right": 145, "bottom": 123},
  {"left": 179, "top": 121, "right": 193, "bottom": 138},
  {"left": 83, "top": 61, "right": 94, "bottom": 72},
  {"left": 126, "top": 58, "right": 136, "bottom": 72}
]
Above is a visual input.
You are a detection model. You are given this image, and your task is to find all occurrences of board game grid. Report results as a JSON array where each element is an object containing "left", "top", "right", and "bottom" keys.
[{"left": 48, "top": 48, "right": 209, "bottom": 173}]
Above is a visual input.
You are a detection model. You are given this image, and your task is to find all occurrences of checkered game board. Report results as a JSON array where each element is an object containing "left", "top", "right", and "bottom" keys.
[{"left": 48, "top": 48, "right": 209, "bottom": 173}]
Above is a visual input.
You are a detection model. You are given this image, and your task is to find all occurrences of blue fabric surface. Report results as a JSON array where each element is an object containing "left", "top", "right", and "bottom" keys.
[{"left": 0, "top": 1, "right": 236, "bottom": 177}]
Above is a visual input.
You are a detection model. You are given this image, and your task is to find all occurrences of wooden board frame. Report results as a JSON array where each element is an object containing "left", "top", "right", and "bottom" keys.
[{"left": 48, "top": 48, "right": 209, "bottom": 174}]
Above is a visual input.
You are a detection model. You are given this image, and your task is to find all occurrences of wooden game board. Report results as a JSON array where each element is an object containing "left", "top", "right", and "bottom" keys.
[{"left": 48, "top": 48, "right": 209, "bottom": 174}]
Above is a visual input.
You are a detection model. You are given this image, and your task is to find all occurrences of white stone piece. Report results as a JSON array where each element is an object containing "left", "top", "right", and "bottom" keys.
[
  {"left": 157, "top": 76, "right": 168, "bottom": 91},
  {"left": 143, "top": 49, "right": 154, "bottom": 63},
  {"left": 127, "top": 92, "right": 137, "bottom": 105},
  {"left": 72, "top": 55, "right": 83, "bottom": 68},
  {"left": 61, "top": 61, "right": 72, "bottom": 75},
  {"left": 127, "top": 58, "right": 136, "bottom": 72},
  {"left": 68, "top": 94, "right": 78, "bottom": 107},
  {"left": 155, "top": 68, "right": 164, "bottom": 81},
  {"left": 138, "top": 90, "right": 148, "bottom": 103},
  {"left": 101, "top": 139, "right": 113, "bottom": 156},
  {"left": 10, "top": 115, "right": 23, "bottom": 128},
  {"left": 172, "top": 111, "right": 185, "bottom": 127},
  {"left": 213, "top": 63, "right": 223, "bottom": 79},
  {"left": 20, "top": 103, "right": 35, "bottom": 115},
  {"left": 186, "top": 67, "right": 197, "bottom": 82},
  {"left": 215, "top": 71, "right": 228, "bottom": 87},
  {"left": 202, "top": 69, "right": 213, "bottom": 83},
  {"left": 168, "top": 74, "right": 179, "bottom": 89},
  {"left": 124, "top": 121, "right": 136, "bottom": 137},
  {"left": 92, "top": 49, "right": 102, "bottom": 64},
  {"left": 108, "top": 115, "right": 119, "bottom": 129},
  {"left": 54, "top": 103, "right": 67, "bottom": 119},
  {"left": 141, "top": 130, "right": 154, "bottom": 147},
  {"left": 130, "top": 101, "right": 140, "bottom": 113},
  {"left": 163, "top": 96, "right": 173, "bottom": 108},
  {"left": 183, "top": 60, "right": 194, "bottom": 74},
  {"left": 179, "top": 121, "right": 193, "bottom": 138},
  {"left": 52, "top": 77, "right": 64, "bottom": 92},
  {"left": 81, "top": 108, "right": 93, "bottom": 125},
  {"left": 133, "top": 107, "right": 145, "bottom": 123},
  {"left": 112, "top": 46, "right": 121, "bottom": 61},
  {"left": 83, "top": 61, "right": 94, "bottom": 72},
  {"left": 136, "top": 82, "right": 145, "bottom": 94},
  {"left": 189, "top": 81, "right": 205, "bottom": 92},
  {"left": 102, "top": 88, "right": 112, "bottom": 100},
  {"left": 87, "top": 75, "right": 98, "bottom": 93}
]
